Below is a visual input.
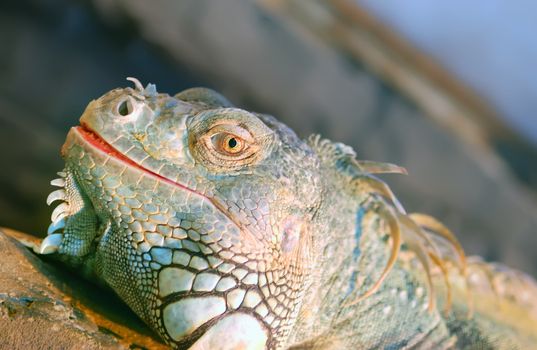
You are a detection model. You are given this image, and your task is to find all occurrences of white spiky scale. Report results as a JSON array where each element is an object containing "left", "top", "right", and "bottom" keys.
[
  {"left": 37, "top": 233, "right": 63, "bottom": 254},
  {"left": 51, "top": 202, "right": 69, "bottom": 223},
  {"left": 46, "top": 189, "right": 67, "bottom": 206},
  {"left": 126, "top": 77, "right": 144, "bottom": 93},
  {"left": 47, "top": 217, "right": 66, "bottom": 235},
  {"left": 50, "top": 178, "right": 65, "bottom": 187}
]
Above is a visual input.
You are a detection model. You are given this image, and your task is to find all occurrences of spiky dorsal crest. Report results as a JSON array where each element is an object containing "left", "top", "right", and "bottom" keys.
[
  {"left": 126, "top": 77, "right": 157, "bottom": 99},
  {"left": 307, "top": 134, "right": 407, "bottom": 176},
  {"left": 307, "top": 135, "right": 468, "bottom": 311}
]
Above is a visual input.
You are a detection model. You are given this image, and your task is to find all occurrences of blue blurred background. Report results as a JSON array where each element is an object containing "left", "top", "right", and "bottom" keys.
[{"left": 358, "top": 0, "right": 537, "bottom": 147}]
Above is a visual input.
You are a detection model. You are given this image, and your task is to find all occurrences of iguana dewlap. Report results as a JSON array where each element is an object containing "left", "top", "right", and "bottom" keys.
[{"left": 35, "top": 79, "right": 537, "bottom": 349}]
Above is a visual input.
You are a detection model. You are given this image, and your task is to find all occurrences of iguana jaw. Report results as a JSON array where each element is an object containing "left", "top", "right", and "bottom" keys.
[
  {"left": 71, "top": 124, "right": 266, "bottom": 253},
  {"left": 57, "top": 125, "right": 276, "bottom": 346},
  {"left": 75, "top": 124, "right": 142, "bottom": 171},
  {"left": 40, "top": 124, "right": 209, "bottom": 257}
]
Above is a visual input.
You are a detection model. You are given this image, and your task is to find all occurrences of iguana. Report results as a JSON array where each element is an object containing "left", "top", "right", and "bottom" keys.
[{"left": 32, "top": 78, "right": 537, "bottom": 349}]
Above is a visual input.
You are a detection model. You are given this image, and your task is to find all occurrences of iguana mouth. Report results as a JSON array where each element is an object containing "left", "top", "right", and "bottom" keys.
[
  {"left": 73, "top": 124, "right": 264, "bottom": 251},
  {"left": 74, "top": 124, "right": 209, "bottom": 201},
  {"left": 75, "top": 124, "right": 197, "bottom": 192},
  {"left": 76, "top": 124, "right": 143, "bottom": 171}
]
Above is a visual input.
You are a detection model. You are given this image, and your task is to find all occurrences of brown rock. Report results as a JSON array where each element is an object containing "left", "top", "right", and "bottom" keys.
[{"left": 0, "top": 228, "right": 168, "bottom": 350}]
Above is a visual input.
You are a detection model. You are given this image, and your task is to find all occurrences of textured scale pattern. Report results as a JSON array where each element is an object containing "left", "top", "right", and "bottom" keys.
[{"left": 36, "top": 79, "right": 537, "bottom": 349}]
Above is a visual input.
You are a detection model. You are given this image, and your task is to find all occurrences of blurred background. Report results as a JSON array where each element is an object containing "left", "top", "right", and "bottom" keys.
[{"left": 1, "top": 0, "right": 536, "bottom": 276}]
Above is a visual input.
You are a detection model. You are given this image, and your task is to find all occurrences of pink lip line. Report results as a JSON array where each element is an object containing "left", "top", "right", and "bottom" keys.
[
  {"left": 74, "top": 124, "right": 261, "bottom": 249},
  {"left": 74, "top": 125, "right": 204, "bottom": 198}
]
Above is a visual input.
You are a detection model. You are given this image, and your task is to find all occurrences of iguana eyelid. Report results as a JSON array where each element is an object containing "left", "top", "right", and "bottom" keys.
[
  {"left": 210, "top": 132, "right": 248, "bottom": 155},
  {"left": 194, "top": 122, "right": 263, "bottom": 162},
  {"left": 199, "top": 131, "right": 258, "bottom": 163},
  {"left": 205, "top": 123, "right": 255, "bottom": 144}
]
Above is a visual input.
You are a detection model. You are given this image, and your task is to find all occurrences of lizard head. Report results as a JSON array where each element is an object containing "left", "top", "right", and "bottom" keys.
[{"left": 43, "top": 78, "right": 323, "bottom": 348}]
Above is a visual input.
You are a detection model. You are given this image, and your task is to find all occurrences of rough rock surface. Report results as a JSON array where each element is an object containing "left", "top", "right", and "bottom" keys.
[{"left": 0, "top": 228, "right": 167, "bottom": 350}]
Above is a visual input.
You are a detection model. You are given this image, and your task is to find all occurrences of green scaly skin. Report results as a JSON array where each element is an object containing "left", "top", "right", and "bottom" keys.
[{"left": 37, "top": 79, "right": 537, "bottom": 349}]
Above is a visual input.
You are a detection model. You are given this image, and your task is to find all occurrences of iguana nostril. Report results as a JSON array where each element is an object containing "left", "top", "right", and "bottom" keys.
[{"left": 116, "top": 98, "right": 134, "bottom": 116}]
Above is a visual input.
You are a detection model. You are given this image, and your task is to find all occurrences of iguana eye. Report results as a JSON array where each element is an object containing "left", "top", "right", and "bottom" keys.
[
  {"left": 197, "top": 123, "right": 258, "bottom": 166},
  {"left": 188, "top": 109, "right": 274, "bottom": 171},
  {"left": 115, "top": 97, "right": 134, "bottom": 117},
  {"left": 211, "top": 133, "right": 246, "bottom": 155}
]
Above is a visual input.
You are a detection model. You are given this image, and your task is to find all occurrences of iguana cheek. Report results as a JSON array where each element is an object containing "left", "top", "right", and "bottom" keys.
[{"left": 280, "top": 216, "right": 303, "bottom": 253}]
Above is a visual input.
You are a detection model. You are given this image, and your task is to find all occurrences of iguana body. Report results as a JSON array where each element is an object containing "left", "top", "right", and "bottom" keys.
[{"left": 35, "top": 79, "right": 537, "bottom": 349}]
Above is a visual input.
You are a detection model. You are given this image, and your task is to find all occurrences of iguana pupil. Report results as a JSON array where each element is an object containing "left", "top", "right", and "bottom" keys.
[{"left": 228, "top": 137, "right": 237, "bottom": 148}]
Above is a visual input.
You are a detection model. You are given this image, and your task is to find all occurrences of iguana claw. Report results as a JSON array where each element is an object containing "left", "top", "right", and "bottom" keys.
[
  {"left": 51, "top": 202, "right": 69, "bottom": 223},
  {"left": 36, "top": 233, "right": 63, "bottom": 254},
  {"left": 46, "top": 189, "right": 67, "bottom": 206},
  {"left": 47, "top": 217, "right": 66, "bottom": 235},
  {"left": 50, "top": 178, "right": 65, "bottom": 187}
]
